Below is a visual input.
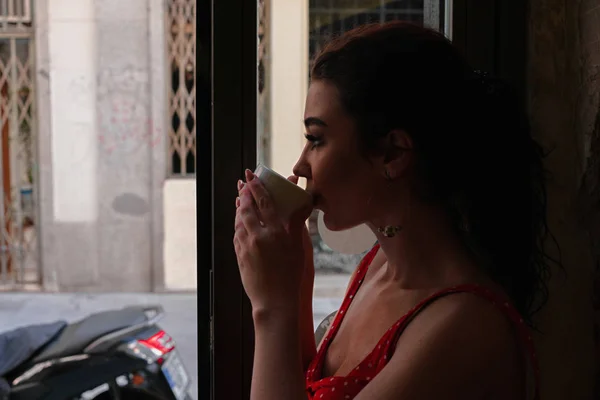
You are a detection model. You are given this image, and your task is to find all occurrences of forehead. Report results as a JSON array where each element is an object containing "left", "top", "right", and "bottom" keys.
[{"left": 304, "top": 80, "right": 345, "bottom": 120}]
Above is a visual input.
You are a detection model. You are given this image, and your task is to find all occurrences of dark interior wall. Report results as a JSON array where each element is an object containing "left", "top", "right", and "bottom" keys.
[
  {"left": 578, "top": 1, "right": 600, "bottom": 397},
  {"left": 529, "top": 0, "right": 598, "bottom": 398}
]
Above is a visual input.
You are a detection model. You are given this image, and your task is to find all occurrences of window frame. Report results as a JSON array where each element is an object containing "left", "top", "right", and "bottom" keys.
[
  {"left": 208, "top": 0, "right": 257, "bottom": 399},
  {"left": 197, "top": 0, "right": 211, "bottom": 398},
  {"left": 205, "top": 0, "right": 529, "bottom": 399}
]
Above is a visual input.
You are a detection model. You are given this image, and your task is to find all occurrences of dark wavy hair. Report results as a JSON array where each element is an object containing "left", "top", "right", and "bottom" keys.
[{"left": 311, "top": 21, "right": 556, "bottom": 326}]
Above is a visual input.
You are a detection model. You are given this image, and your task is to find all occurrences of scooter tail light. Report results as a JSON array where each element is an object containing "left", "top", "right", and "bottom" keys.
[
  {"left": 138, "top": 330, "right": 175, "bottom": 356},
  {"left": 120, "top": 330, "right": 176, "bottom": 365}
]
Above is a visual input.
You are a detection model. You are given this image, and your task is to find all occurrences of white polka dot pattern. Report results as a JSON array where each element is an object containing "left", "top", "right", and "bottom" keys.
[{"left": 304, "top": 243, "right": 540, "bottom": 400}]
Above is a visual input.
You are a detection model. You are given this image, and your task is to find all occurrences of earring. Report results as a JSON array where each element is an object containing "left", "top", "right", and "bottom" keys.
[
  {"left": 377, "top": 225, "right": 402, "bottom": 238},
  {"left": 384, "top": 169, "right": 392, "bottom": 181},
  {"left": 378, "top": 168, "right": 404, "bottom": 237}
]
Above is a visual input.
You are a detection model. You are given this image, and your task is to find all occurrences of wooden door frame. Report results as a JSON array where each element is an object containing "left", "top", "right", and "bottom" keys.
[
  {"left": 208, "top": 0, "right": 257, "bottom": 398},
  {"left": 205, "top": 1, "right": 529, "bottom": 399}
]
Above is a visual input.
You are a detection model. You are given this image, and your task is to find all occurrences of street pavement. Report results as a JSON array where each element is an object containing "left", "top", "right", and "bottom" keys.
[{"left": 0, "top": 273, "right": 350, "bottom": 400}]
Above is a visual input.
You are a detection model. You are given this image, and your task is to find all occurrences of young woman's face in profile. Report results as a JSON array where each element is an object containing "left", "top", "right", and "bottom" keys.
[{"left": 293, "top": 80, "right": 383, "bottom": 231}]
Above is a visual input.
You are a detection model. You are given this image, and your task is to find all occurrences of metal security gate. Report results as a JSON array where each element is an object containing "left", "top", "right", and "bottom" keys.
[
  {"left": 308, "top": 0, "right": 426, "bottom": 58},
  {"left": 167, "top": 0, "right": 196, "bottom": 177},
  {"left": 0, "top": 0, "right": 39, "bottom": 289}
]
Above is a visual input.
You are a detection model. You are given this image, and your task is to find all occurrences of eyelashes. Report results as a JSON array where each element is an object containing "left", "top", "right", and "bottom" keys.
[{"left": 304, "top": 133, "right": 323, "bottom": 149}]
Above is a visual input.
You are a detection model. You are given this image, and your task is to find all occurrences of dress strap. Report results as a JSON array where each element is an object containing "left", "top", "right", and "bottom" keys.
[
  {"left": 346, "top": 244, "right": 379, "bottom": 294},
  {"left": 385, "top": 284, "right": 540, "bottom": 400}
]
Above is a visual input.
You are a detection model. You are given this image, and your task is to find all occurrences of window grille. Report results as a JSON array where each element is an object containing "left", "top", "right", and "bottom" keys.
[
  {"left": 309, "top": 0, "right": 424, "bottom": 58},
  {"left": 167, "top": 0, "right": 196, "bottom": 176},
  {"left": 0, "top": 0, "right": 38, "bottom": 287}
]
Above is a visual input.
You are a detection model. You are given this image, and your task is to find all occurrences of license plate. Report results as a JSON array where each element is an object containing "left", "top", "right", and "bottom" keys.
[{"left": 161, "top": 350, "right": 190, "bottom": 400}]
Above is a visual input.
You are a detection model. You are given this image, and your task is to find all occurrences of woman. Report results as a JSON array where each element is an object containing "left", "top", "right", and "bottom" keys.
[{"left": 234, "top": 21, "right": 550, "bottom": 400}]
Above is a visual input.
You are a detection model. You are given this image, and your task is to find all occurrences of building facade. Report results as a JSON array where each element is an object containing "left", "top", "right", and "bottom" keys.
[
  {"left": 0, "top": 0, "right": 197, "bottom": 292},
  {"left": 0, "top": 0, "right": 438, "bottom": 291}
]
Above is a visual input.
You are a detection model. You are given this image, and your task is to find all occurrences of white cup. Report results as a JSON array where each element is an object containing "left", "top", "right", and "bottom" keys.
[{"left": 253, "top": 164, "right": 313, "bottom": 221}]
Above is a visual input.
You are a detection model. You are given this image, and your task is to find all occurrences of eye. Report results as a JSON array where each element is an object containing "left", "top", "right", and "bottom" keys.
[{"left": 304, "top": 134, "right": 323, "bottom": 149}]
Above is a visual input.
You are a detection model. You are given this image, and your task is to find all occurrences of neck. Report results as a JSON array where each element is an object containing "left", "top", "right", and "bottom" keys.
[{"left": 367, "top": 202, "right": 480, "bottom": 289}]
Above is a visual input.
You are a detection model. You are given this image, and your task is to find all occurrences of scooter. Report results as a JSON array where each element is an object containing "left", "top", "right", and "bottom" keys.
[{"left": 0, "top": 305, "right": 192, "bottom": 400}]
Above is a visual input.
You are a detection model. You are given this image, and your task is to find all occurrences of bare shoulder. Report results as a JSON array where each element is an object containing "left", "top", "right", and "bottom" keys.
[
  {"left": 406, "top": 290, "right": 519, "bottom": 345},
  {"left": 354, "top": 291, "right": 525, "bottom": 400},
  {"left": 399, "top": 291, "right": 523, "bottom": 373}
]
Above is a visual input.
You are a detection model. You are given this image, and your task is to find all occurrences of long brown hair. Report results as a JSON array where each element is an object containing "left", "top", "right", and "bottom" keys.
[{"left": 311, "top": 21, "right": 554, "bottom": 326}]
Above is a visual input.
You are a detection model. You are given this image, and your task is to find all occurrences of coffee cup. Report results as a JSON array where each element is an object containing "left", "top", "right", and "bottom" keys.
[{"left": 253, "top": 164, "right": 313, "bottom": 221}]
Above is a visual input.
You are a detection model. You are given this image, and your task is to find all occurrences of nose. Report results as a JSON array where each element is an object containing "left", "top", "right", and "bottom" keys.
[{"left": 292, "top": 148, "right": 311, "bottom": 180}]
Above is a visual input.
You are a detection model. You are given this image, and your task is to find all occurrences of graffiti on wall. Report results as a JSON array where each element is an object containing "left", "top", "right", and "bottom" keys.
[{"left": 96, "top": 67, "right": 162, "bottom": 156}]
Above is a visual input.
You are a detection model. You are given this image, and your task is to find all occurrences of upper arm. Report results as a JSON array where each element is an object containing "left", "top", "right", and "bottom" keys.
[{"left": 354, "top": 294, "right": 521, "bottom": 400}]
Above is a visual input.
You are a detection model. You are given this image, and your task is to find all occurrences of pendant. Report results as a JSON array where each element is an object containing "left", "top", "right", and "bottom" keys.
[{"left": 377, "top": 225, "right": 402, "bottom": 238}]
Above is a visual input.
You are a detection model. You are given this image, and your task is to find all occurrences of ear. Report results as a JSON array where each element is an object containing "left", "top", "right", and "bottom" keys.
[{"left": 380, "top": 129, "right": 414, "bottom": 180}]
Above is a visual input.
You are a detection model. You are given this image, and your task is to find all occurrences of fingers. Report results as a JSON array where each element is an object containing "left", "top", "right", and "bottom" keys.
[
  {"left": 235, "top": 169, "right": 284, "bottom": 235},
  {"left": 233, "top": 228, "right": 248, "bottom": 269},
  {"left": 234, "top": 195, "right": 248, "bottom": 266},
  {"left": 235, "top": 204, "right": 247, "bottom": 232},
  {"left": 245, "top": 170, "right": 280, "bottom": 227},
  {"left": 237, "top": 189, "right": 262, "bottom": 232},
  {"left": 245, "top": 169, "right": 253, "bottom": 182},
  {"left": 233, "top": 233, "right": 242, "bottom": 258},
  {"left": 236, "top": 176, "right": 260, "bottom": 231}
]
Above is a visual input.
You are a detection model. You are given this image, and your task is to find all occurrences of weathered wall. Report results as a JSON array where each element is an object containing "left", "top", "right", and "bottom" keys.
[
  {"left": 163, "top": 179, "right": 197, "bottom": 290},
  {"left": 35, "top": 0, "right": 168, "bottom": 292},
  {"left": 529, "top": 0, "right": 598, "bottom": 398}
]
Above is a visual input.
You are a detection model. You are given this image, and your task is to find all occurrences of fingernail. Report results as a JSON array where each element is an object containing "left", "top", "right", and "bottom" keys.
[
  {"left": 246, "top": 169, "right": 255, "bottom": 181},
  {"left": 237, "top": 180, "right": 243, "bottom": 191},
  {"left": 236, "top": 197, "right": 240, "bottom": 207}
]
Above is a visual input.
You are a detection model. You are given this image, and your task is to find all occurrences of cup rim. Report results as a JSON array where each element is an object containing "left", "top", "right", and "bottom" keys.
[{"left": 255, "top": 164, "right": 309, "bottom": 191}]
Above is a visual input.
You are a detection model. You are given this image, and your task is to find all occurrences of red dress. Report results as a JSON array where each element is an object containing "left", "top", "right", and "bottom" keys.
[{"left": 305, "top": 244, "right": 540, "bottom": 400}]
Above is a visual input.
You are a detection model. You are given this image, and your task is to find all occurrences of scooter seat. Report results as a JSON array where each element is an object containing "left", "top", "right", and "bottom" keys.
[
  {"left": 0, "top": 321, "right": 67, "bottom": 378},
  {"left": 30, "top": 306, "right": 150, "bottom": 364}
]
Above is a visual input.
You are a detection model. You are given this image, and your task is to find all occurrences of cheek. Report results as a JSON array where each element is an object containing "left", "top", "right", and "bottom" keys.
[
  {"left": 313, "top": 148, "right": 359, "bottom": 190},
  {"left": 314, "top": 148, "right": 376, "bottom": 205}
]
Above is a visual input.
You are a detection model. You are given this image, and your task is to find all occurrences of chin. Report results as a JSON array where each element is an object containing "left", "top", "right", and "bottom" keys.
[{"left": 322, "top": 211, "right": 360, "bottom": 232}]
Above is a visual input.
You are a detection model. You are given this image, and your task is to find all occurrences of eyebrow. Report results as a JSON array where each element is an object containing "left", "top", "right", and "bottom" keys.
[{"left": 303, "top": 117, "right": 328, "bottom": 128}]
